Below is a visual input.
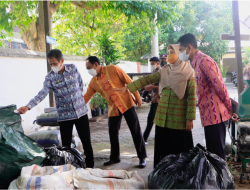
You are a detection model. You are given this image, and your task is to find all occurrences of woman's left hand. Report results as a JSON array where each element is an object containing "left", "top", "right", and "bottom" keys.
[{"left": 186, "top": 120, "right": 193, "bottom": 131}]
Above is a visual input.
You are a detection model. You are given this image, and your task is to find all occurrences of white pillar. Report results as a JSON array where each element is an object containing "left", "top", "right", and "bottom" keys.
[
  {"left": 149, "top": 12, "right": 159, "bottom": 72},
  {"left": 147, "top": 59, "right": 151, "bottom": 72}
]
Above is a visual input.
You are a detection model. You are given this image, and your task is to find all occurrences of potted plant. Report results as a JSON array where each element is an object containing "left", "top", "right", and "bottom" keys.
[
  {"left": 219, "top": 64, "right": 229, "bottom": 83},
  {"left": 90, "top": 93, "right": 101, "bottom": 116},
  {"left": 100, "top": 97, "right": 108, "bottom": 115}
]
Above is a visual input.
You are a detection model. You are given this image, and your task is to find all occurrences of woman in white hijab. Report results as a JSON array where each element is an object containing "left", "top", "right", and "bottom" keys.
[{"left": 114, "top": 44, "right": 196, "bottom": 167}]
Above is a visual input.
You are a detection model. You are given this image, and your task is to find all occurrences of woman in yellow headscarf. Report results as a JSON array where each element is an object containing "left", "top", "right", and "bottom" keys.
[{"left": 113, "top": 44, "right": 197, "bottom": 167}]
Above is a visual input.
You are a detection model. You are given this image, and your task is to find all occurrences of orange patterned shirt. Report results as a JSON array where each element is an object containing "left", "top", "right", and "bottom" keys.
[{"left": 84, "top": 65, "right": 140, "bottom": 117}]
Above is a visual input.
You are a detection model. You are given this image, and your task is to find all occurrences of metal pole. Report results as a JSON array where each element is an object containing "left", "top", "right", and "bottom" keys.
[
  {"left": 43, "top": 0, "right": 54, "bottom": 107},
  {"left": 232, "top": 0, "right": 244, "bottom": 98}
]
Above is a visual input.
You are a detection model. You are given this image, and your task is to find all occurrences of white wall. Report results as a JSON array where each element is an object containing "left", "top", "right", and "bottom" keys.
[
  {"left": 117, "top": 61, "right": 149, "bottom": 73},
  {"left": 0, "top": 56, "right": 92, "bottom": 135},
  {"left": 140, "top": 65, "right": 149, "bottom": 73},
  {"left": 117, "top": 61, "right": 138, "bottom": 73}
]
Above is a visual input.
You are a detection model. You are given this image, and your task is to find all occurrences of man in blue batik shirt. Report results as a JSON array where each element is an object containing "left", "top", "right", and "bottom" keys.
[{"left": 18, "top": 49, "right": 94, "bottom": 168}]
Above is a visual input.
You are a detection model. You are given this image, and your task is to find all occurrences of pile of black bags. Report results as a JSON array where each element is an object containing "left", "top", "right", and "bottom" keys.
[{"left": 148, "top": 144, "right": 235, "bottom": 189}]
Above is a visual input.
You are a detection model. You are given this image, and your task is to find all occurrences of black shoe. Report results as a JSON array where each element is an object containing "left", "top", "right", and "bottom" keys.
[
  {"left": 139, "top": 159, "right": 146, "bottom": 168},
  {"left": 104, "top": 159, "right": 120, "bottom": 166}
]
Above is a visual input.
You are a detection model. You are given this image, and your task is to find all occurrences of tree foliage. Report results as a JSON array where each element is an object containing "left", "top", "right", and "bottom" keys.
[
  {"left": 53, "top": 1, "right": 178, "bottom": 62},
  {"left": 97, "top": 33, "right": 121, "bottom": 65},
  {"left": 159, "top": 0, "right": 233, "bottom": 62},
  {"left": 0, "top": 1, "right": 62, "bottom": 51},
  {"left": 243, "top": 47, "right": 250, "bottom": 65},
  {"left": 0, "top": 1, "right": 232, "bottom": 63},
  {"left": 53, "top": 1, "right": 128, "bottom": 57},
  {"left": 0, "top": 0, "right": 177, "bottom": 55}
]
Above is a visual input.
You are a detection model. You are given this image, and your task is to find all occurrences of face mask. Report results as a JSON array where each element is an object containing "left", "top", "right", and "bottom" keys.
[
  {"left": 150, "top": 65, "right": 156, "bottom": 72},
  {"left": 179, "top": 48, "right": 190, "bottom": 62},
  {"left": 167, "top": 54, "right": 178, "bottom": 64},
  {"left": 88, "top": 68, "right": 97, "bottom": 76},
  {"left": 51, "top": 62, "right": 62, "bottom": 73},
  {"left": 161, "top": 61, "right": 167, "bottom": 67}
]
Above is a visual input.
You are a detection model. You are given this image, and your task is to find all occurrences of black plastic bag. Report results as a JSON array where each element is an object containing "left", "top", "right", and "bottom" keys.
[
  {"left": 148, "top": 144, "right": 235, "bottom": 189},
  {"left": 43, "top": 145, "right": 86, "bottom": 169}
]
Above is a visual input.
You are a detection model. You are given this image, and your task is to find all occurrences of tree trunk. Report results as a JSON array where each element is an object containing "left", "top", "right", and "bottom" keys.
[{"left": 21, "top": 1, "right": 58, "bottom": 52}]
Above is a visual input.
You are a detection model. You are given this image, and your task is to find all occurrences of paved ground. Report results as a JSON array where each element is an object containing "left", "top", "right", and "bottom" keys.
[{"left": 82, "top": 82, "right": 239, "bottom": 188}]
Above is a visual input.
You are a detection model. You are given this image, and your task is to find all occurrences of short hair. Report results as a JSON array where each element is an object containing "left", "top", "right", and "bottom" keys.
[
  {"left": 178, "top": 33, "right": 198, "bottom": 49},
  {"left": 150, "top": 57, "right": 160, "bottom": 62},
  {"left": 86, "top": 56, "right": 100, "bottom": 65},
  {"left": 47, "top": 49, "right": 63, "bottom": 62}
]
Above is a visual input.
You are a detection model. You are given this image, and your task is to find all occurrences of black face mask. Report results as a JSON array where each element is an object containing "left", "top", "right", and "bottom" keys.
[{"left": 161, "top": 61, "right": 167, "bottom": 67}]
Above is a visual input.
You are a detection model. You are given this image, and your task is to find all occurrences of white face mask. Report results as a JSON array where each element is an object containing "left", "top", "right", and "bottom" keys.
[
  {"left": 51, "top": 62, "right": 62, "bottom": 73},
  {"left": 179, "top": 49, "right": 190, "bottom": 62},
  {"left": 150, "top": 65, "right": 156, "bottom": 72},
  {"left": 88, "top": 68, "right": 97, "bottom": 76}
]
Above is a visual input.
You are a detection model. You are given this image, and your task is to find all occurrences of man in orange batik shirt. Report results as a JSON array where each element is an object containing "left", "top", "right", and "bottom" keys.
[{"left": 84, "top": 56, "right": 147, "bottom": 168}]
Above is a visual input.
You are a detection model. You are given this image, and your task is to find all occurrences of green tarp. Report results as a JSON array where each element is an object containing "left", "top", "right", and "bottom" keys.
[
  {"left": 0, "top": 105, "right": 46, "bottom": 188},
  {"left": 0, "top": 104, "right": 23, "bottom": 133}
]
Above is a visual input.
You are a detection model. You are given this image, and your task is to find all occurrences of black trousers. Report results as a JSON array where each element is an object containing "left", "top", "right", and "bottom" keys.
[
  {"left": 108, "top": 107, "right": 147, "bottom": 161},
  {"left": 58, "top": 114, "right": 94, "bottom": 168},
  {"left": 204, "top": 121, "right": 226, "bottom": 160},
  {"left": 154, "top": 126, "right": 194, "bottom": 168},
  {"left": 143, "top": 103, "right": 158, "bottom": 142}
]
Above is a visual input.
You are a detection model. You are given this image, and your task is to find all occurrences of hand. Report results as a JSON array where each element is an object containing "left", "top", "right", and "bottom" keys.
[
  {"left": 232, "top": 113, "right": 240, "bottom": 123},
  {"left": 186, "top": 120, "right": 193, "bottom": 131},
  {"left": 135, "top": 97, "right": 142, "bottom": 107},
  {"left": 144, "top": 85, "right": 152, "bottom": 92},
  {"left": 18, "top": 106, "right": 29, "bottom": 114},
  {"left": 112, "top": 86, "right": 128, "bottom": 95}
]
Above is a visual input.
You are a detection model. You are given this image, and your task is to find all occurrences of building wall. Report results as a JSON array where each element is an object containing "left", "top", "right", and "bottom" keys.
[
  {"left": 222, "top": 57, "right": 245, "bottom": 73},
  {"left": 140, "top": 65, "right": 149, "bottom": 73},
  {"left": 222, "top": 52, "right": 246, "bottom": 73},
  {"left": 117, "top": 61, "right": 149, "bottom": 73}
]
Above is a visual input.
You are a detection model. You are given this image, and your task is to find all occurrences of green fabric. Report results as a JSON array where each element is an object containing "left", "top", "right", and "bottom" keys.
[
  {"left": 0, "top": 124, "right": 46, "bottom": 188},
  {"left": 128, "top": 72, "right": 196, "bottom": 129}
]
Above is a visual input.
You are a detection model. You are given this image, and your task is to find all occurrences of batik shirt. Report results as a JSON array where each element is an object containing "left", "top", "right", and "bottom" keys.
[
  {"left": 84, "top": 65, "right": 140, "bottom": 117},
  {"left": 128, "top": 72, "right": 196, "bottom": 129},
  {"left": 26, "top": 64, "right": 88, "bottom": 122},
  {"left": 191, "top": 51, "right": 232, "bottom": 127}
]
